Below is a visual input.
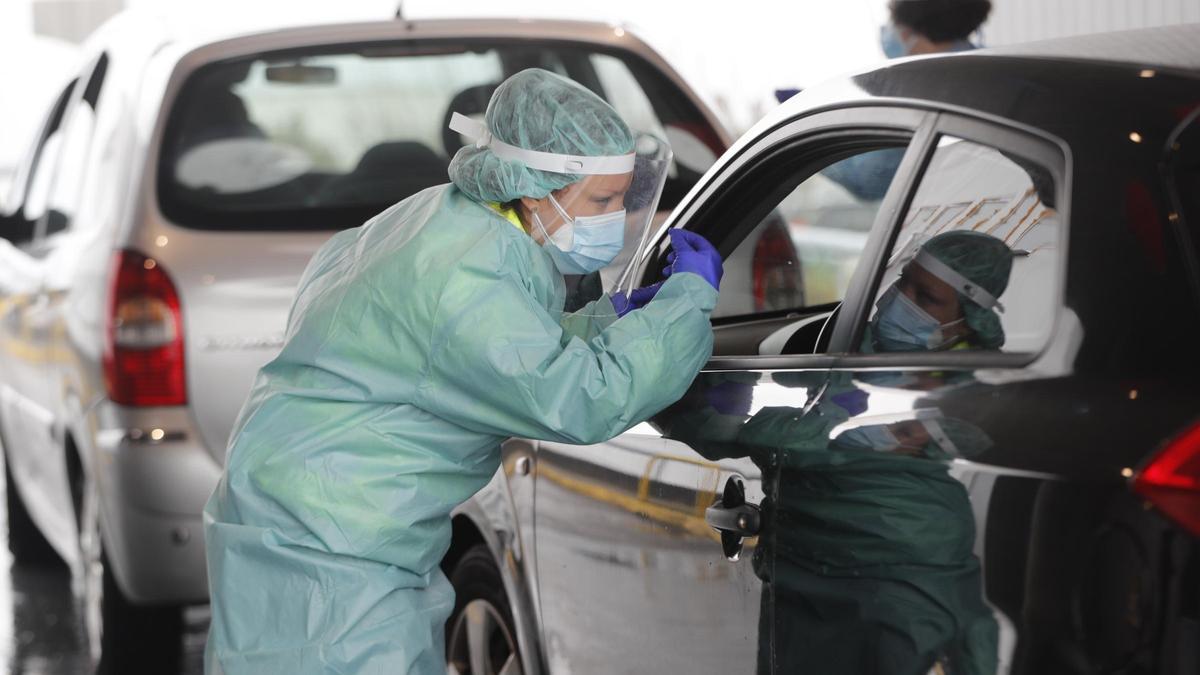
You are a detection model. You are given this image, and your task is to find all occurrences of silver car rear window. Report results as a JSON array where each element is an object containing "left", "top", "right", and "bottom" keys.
[{"left": 157, "top": 39, "right": 723, "bottom": 231}]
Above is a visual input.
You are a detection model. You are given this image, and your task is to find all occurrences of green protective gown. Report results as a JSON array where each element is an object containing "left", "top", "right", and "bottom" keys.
[
  {"left": 202, "top": 184, "right": 717, "bottom": 674},
  {"left": 661, "top": 370, "right": 998, "bottom": 675},
  {"left": 740, "top": 378, "right": 999, "bottom": 675}
]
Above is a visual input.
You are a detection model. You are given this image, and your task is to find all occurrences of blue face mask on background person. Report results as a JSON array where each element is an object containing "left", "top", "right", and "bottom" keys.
[
  {"left": 880, "top": 22, "right": 912, "bottom": 59},
  {"left": 535, "top": 194, "right": 626, "bottom": 275},
  {"left": 871, "top": 284, "right": 965, "bottom": 352}
]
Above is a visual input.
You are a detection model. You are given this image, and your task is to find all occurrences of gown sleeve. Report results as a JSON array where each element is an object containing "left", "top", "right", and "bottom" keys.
[
  {"left": 557, "top": 295, "right": 618, "bottom": 344},
  {"left": 414, "top": 254, "right": 718, "bottom": 445}
]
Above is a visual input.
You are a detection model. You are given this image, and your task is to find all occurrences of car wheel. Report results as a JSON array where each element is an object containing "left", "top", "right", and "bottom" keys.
[
  {"left": 3, "top": 451, "right": 60, "bottom": 565},
  {"left": 78, "top": 477, "right": 183, "bottom": 675},
  {"left": 90, "top": 548, "right": 184, "bottom": 674},
  {"left": 446, "top": 544, "right": 523, "bottom": 675}
]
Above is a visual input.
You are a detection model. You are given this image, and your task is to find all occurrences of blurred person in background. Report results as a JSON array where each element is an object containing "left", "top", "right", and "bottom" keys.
[{"left": 881, "top": 0, "right": 992, "bottom": 58}]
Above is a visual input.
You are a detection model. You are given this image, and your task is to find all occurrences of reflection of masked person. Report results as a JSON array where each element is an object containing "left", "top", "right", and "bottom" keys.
[
  {"left": 749, "top": 394, "right": 999, "bottom": 675},
  {"left": 659, "top": 367, "right": 1000, "bottom": 675},
  {"left": 868, "top": 230, "right": 1013, "bottom": 353}
]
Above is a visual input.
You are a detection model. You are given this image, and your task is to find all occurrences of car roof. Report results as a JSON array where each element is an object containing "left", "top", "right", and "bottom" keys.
[
  {"left": 982, "top": 22, "right": 1200, "bottom": 74},
  {"left": 90, "top": 11, "right": 639, "bottom": 61},
  {"left": 743, "top": 24, "right": 1200, "bottom": 166}
]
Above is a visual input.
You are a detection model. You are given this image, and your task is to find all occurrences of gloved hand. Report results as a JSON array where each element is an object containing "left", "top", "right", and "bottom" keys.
[
  {"left": 663, "top": 229, "right": 723, "bottom": 291},
  {"left": 612, "top": 282, "right": 664, "bottom": 317},
  {"left": 705, "top": 379, "right": 755, "bottom": 416}
]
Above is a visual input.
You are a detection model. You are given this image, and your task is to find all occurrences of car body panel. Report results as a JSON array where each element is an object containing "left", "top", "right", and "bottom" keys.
[
  {"left": 533, "top": 428, "right": 765, "bottom": 673},
  {"left": 479, "top": 23, "right": 1200, "bottom": 674}
]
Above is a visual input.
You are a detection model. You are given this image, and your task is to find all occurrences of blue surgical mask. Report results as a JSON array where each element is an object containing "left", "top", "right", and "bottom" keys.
[
  {"left": 880, "top": 22, "right": 911, "bottom": 59},
  {"left": 535, "top": 194, "right": 626, "bottom": 275},
  {"left": 838, "top": 425, "right": 902, "bottom": 453},
  {"left": 870, "top": 284, "right": 964, "bottom": 352}
]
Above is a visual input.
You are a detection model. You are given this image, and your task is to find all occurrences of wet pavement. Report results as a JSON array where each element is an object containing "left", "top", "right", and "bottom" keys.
[{"left": 0, "top": 478, "right": 206, "bottom": 674}]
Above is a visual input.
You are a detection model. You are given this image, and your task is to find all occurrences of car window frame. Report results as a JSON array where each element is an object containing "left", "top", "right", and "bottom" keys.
[
  {"left": 644, "top": 105, "right": 935, "bottom": 368},
  {"left": 826, "top": 111, "right": 1072, "bottom": 370},
  {"left": 0, "top": 78, "right": 78, "bottom": 247},
  {"left": 33, "top": 52, "right": 110, "bottom": 244}
]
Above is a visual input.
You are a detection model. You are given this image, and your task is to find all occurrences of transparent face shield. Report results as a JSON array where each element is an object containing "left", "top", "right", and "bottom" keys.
[
  {"left": 533, "top": 135, "right": 672, "bottom": 312},
  {"left": 449, "top": 113, "right": 672, "bottom": 317}
]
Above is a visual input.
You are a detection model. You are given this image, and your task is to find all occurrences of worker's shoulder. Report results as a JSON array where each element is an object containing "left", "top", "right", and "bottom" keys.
[
  {"left": 411, "top": 187, "right": 536, "bottom": 264},
  {"left": 349, "top": 185, "right": 536, "bottom": 284}
]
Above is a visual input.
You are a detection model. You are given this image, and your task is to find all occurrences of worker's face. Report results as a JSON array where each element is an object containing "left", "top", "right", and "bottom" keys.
[
  {"left": 888, "top": 420, "right": 932, "bottom": 457},
  {"left": 895, "top": 261, "right": 971, "bottom": 342},
  {"left": 521, "top": 172, "right": 633, "bottom": 244}
]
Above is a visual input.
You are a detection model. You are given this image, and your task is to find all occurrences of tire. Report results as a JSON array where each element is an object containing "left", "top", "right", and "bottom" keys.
[
  {"left": 4, "top": 453, "right": 61, "bottom": 566},
  {"left": 93, "top": 550, "right": 184, "bottom": 674},
  {"left": 445, "top": 544, "right": 524, "bottom": 675}
]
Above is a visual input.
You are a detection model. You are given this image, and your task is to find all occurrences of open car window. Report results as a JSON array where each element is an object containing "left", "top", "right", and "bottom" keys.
[
  {"left": 712, "top": 146, "right": 906, "bottom": 321},
  {"left": 158, "top": 40, "right": 724, "bottom": 231},
  {"left": 659, "top": 115, "right": 923, "bottom": 359}
]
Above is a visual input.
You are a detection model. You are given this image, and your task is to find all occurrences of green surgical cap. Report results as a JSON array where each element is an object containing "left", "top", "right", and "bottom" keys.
[
  {"left": 921, "top": 230, "right": 1014, "bottom": 349},
  {"left": 448, "top": 68, "right": 635, "bottom": 203}
]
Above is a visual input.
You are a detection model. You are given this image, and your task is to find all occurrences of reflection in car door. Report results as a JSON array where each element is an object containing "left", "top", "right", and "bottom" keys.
[
  {"left": 750, "top": 116, "right": 1070, "bottom": 675},
  {"left": 533, "top": 426, "right": 764, "bottom": 673}
]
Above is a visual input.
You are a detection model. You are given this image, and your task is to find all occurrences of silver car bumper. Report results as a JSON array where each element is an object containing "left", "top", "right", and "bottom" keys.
[{"left": 93, "top": 406, "right": 222, "bottom": 605}]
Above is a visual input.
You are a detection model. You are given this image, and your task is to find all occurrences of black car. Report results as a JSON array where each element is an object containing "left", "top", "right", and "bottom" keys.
[{"left": 446, "top": 24, "right": 1200, "bottom": 675}]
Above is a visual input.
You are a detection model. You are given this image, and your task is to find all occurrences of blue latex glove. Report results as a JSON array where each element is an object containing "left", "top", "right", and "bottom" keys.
[
  {"left": 706, "top": 379, "right": 755, "bottom": 416},
  {"left": 611, "top": 282, "right": 664, "bottom": 317},
  {"left": 663, "top": 229, "right": 723, "bottom": 291}
]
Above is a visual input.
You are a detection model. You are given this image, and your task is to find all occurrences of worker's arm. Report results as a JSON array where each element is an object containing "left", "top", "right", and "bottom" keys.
[{"left": 415, "top": 266, "right": 717, "bottom": 445}]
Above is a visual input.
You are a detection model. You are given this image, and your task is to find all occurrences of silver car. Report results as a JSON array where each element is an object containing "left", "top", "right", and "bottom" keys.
[{"left": 0, "top": 12, "right": 729, "bottom": 672}]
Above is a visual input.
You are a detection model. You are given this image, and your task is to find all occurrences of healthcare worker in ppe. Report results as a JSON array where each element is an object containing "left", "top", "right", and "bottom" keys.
[{"left": 203, "top": 67, "right": 723, "bottom": 674}]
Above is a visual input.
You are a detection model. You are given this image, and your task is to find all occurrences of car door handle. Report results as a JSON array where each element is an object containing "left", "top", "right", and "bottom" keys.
[
  {"left": 705, "top": 501, "right": 761, "bottom": 536},
  {"left": 706, "top": 476, "right": 760, "bottom": 561}
]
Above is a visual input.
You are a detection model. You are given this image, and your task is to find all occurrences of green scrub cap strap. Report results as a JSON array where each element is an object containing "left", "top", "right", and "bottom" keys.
[
  {"left": 919, "top": 418, "right": 960, "bottom": 458},
  {"left": 915, "top": 248, "right": 1005, "bottom": 313},
  {"left": 449, "top": 112, "right": 636, "bottom": 176}
]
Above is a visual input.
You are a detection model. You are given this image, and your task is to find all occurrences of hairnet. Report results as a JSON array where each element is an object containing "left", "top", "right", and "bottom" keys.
[
  {"left": 919, "top": 230, "right": 1013, "bottom": 349},
  {"left": 448, "top": 68, "right": 635, "bottom": 203}
]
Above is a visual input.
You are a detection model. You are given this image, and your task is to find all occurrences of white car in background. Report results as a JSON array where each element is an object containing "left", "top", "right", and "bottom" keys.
[{"left": 0, "top": 12, "right": 730, "bottom": 672}]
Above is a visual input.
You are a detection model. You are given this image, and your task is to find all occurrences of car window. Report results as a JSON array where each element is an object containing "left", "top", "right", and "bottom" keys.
[
  {"left": 860, "top": 135, "right": 1060, "bottom": 355},
  {"left": 158, "top": 41, "right": 722, "bottom": 231},
  {"left": 7, "top": 80, "right": 77, "bottom": 244},
  {"left": 42, "top": 53, "right": 108, "bottom": 237},
  {"left": 712, "top": 146, "right": 906, "bottom": 319}
]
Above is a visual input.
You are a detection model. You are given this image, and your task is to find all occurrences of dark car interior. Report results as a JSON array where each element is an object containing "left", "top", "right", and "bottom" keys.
[
  {"left": 156, "top": 41, "right": 724, "bottom": 233},
  {"left": 652, "top": 135, "right": 909, "bottom": 358}
]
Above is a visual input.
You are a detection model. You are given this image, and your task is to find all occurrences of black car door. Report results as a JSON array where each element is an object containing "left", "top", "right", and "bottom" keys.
[
  {"left": 532, "top": 105, "right": 932, "bottom": 673},
  {"left": 750, "top": 113, "right": 1072, "bottom": 675}
]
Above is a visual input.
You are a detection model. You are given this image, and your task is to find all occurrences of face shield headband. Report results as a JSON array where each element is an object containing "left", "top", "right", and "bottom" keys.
[{"left": 449, "top": 112, "right": 636, "bottom": 175}]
